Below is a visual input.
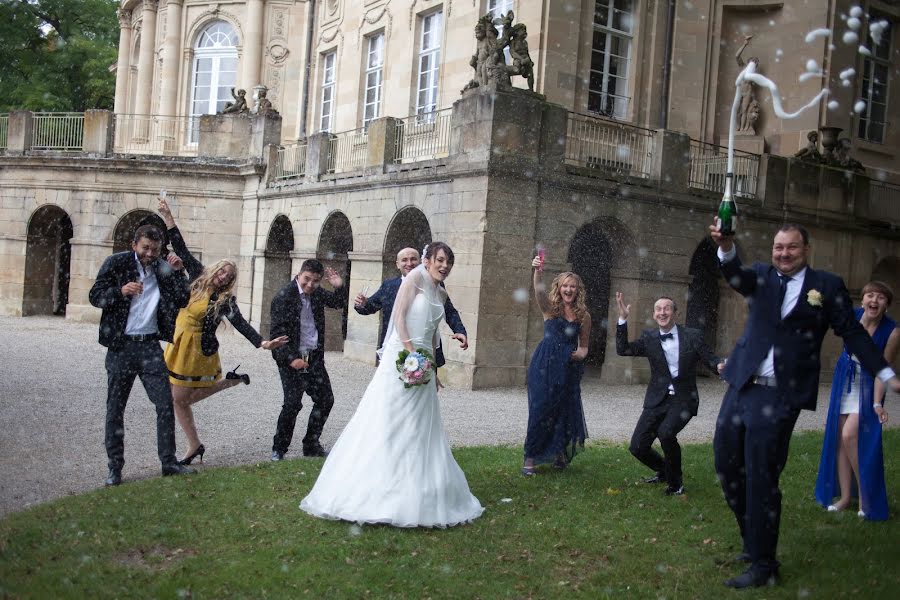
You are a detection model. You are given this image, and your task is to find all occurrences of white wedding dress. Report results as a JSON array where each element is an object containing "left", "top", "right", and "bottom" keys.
[{"left": 300, "top": 266, "right": 484, "bottom": 527}]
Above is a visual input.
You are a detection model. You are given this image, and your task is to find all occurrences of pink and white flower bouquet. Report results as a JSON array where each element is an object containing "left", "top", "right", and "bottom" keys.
[{"left": 395, "top": 348, "right": 436, "bottom": 388}]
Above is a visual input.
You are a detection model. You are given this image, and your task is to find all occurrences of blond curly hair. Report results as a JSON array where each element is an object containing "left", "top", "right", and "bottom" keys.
[
  {"left": 548, "top": 271, "right": 588, "bottom": 324},
  {"left": 189, "top": 259, "right": 238, "bottom": 320}
]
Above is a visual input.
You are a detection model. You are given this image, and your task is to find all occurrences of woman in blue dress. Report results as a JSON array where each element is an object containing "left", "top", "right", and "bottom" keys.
[
  {"left": 522, "top": 255, "right": 591, "bottom": 475},
  {"left": 815, "top": 281, "right": 899, "bottom": 520}
]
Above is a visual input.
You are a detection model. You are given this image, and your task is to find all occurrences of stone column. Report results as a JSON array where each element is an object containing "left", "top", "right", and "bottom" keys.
[
  {"left": 112, "top": 9, "right": 133, "bottom": 114},
  {"left": 650, "top": 129, "right": 691, "bottom": 192},
  {"left": 133, "top": 0, "right": 159, "bottom": 117},
  {"left": 6, "top": 111, "right": 34, "bottom": 154},
  {"left": 64, "top": 238, "right": 113, "bottom": 323},
  {"left": 304, "top": 132, "right": 334, "bottom": 181},
  {"left": 365, "top": 117, "right": 400, "bottom": 174},
  {"left": 241, "top": 0, "right": 265, "bottom": 90},
  {"left": 82, "top": 110, "right": 114, "bottom": 156},
  {"left": 158, "top": 0, "right": 184, "bottom": 117},
  {"left": 342, "top": 251, "right": 385, "bottom": 365}
]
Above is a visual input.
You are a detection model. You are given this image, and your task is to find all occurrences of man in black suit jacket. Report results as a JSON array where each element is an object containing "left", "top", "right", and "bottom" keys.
[
  {"left": 354, "top": 247, "right": 467, "bottom": 368},
  {"left": 710, "top": 222, "right": 900, "bottom": 588},
  {"left": 615, "top": 292, "right": 722, "bottom": 495},
  {"left": 270, "top": 259, "right": 348, "bottom": 460},
  {"left": 89, "top": 224, "right": 195, "bottom": 486}
]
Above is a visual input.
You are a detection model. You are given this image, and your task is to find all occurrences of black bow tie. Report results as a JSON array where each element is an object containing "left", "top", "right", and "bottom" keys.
[{"left": 659, "top": 332, "right": 674, "bottom": 341}]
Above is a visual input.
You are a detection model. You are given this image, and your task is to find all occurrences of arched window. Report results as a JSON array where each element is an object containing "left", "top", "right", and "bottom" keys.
[{"left": 188, "top": 21, "right": 239, "bottom": 141}]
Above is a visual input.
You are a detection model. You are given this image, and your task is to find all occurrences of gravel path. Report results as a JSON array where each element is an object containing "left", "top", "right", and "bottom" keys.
[{"left": 2, "top": 315, "right": 895, "bottom": 518}]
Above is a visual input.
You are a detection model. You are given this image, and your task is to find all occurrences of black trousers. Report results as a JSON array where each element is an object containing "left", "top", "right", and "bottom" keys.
[
  {"left": 713, "top": 384, "right": 800, "bottom": 569},
  {"left": 629, "top": 394, "right": 693, "bottom": 487},
  {"left": 105, "top": 340, "right": 178, "bottom": 470},
  {"left": 272, "top": 353, "right": 335, "bottom": 454}
]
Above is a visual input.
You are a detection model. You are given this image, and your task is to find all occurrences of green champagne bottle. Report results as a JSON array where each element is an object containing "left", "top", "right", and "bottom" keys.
[{"left": 717, "top": 196, "right": 737, "bottom": 235}]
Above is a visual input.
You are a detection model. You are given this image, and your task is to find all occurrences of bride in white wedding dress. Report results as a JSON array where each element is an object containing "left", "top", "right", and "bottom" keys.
[{"left": 300, "top": 243, "right": 484, "bottom": 527}]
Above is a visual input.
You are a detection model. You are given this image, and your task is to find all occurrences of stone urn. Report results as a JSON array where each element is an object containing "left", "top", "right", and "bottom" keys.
[{"left": 819, "top": 126, "right": 843, "bottom": 163}]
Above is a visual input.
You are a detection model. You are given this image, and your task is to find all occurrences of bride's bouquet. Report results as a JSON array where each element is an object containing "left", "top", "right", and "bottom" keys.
[{"left": 396, "top": 348, "right": 435, "bottom": 388}]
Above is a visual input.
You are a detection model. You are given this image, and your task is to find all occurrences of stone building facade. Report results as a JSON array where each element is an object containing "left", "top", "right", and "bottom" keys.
[{"left": 1, "top": 0, "right": 899, "bottom": 389}]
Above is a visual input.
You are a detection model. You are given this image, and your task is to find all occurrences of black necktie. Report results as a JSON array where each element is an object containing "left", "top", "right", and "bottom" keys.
[
  {"left": 659, "top": 332, "right": 674, "bottom": 341},
  {"left": 778, "top": 274, "right": 792, "bottom": 309}
]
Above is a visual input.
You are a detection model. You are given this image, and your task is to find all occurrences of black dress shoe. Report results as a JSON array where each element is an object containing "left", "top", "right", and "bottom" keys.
[
  {"left": 303, "top": 443, "right": 327, "bottom": 457},
  {"left": 734, "top": 552, "right": 752, "bottom": 563},
  {"left": 664, "top": 484, "right": 685, "bottom": 496},
  {"left": 225, "top": 365, "right": 250, "bottom": 385},
  {"left": 271, "top": 450, "right": 285, "bottom": 462},
  {"left": 162, "top": 464, "right": 197, "bottom": 477},
  {"left": 643, "top": 473, "right": 666, "bottom": 484},
  {"left": 724, "top": 566, "right": 778, "bottom": 589},
  {"left": 105, "top": 468, "right": 122, "bottom": 486}
]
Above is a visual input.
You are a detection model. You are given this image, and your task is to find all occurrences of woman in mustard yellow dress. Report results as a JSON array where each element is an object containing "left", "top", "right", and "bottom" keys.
[{"left": 159, "top": 198, "right": 288, "bottom": 464}]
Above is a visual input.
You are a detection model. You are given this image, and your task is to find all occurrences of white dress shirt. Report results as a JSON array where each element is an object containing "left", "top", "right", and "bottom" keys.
[
  {"left": 659, "top": 327, "right": 679, "bottom": 393},
  {"left": 618, "top": 318, "right": 678, "bottom": 393},
  {"left": 295, "top": 281, "right": 320, "bottom": 351},
  {"left": 125, "top": 255, "right": 160, "bottom": 335}
]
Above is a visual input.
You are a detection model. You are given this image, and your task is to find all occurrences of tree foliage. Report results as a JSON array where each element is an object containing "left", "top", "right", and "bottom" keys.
[{"left": 0, "top": 0, "right": 119, "bottom": 112}]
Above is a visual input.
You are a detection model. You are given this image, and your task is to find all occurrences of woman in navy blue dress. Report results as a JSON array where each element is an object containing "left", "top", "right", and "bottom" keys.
[
  {"left": 522, "top": 255, "right": 591, "bottom": 475},
  {"left": 815, "top": 281, "right": 898, "bottom": 520}
]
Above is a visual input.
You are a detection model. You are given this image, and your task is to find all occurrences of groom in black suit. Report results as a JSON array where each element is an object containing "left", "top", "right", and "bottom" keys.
[
  {"left": 710, "top": 222, "right": 900, "bottom": 588},
  {"left": 615, "top": 292, "right": 722, "bottom": 495},
  {"left": 270, "top": 259, "right": 347, "bottom": 460},
  {"left": 354, "top": 247, "right": 467, "bottom": 368}
]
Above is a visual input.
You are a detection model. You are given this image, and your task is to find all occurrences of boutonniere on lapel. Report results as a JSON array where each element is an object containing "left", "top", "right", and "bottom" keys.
[{"left": 806, "top": 289, "right": 823, "bottom": 307}]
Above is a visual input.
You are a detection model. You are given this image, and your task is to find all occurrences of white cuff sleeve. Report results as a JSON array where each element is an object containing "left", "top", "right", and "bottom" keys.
[
  {"left": 717, "top": 245, "right": 737, "bottom": 263},
  {"left": 877, "top": 367, "right": 896, "bottom": 383},
  {"left": 617, "top": 318, "right": 627, "bottom": 325}
]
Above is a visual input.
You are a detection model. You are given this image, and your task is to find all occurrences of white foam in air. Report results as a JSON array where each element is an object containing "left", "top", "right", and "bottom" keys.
[{"left": 804, "top": 28, "right": 831, "bottom": 43}]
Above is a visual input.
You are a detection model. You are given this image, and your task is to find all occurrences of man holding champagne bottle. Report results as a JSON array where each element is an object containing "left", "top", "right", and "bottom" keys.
[{"left": 708, "top": 220, "right": 900, "bottom": 588}]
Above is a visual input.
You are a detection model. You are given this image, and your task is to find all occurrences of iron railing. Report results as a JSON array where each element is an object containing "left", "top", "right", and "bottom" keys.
[
  {"left": 688, "top": 140, "right": 759, "bottom": 199},
  {"left": 326, "top": 127, "right": 368, "bottom": 174},
  {"left": 394, "top": 108, "right": 452, "bottom": 162},
  {"left": 564, "top": 112, "right": 655, "bottom": 179},
  {"left": 32, "top": 112, "right": 84, "bottom": 151},
  {"left": 113, "top": 114, "right": 198, "bottom": 156},
  {"left": 0, "top": 114, "right": 8, "bottom": 149},
  {"left": 273, "top": 143, "right": 308, "bottom": 181},
  {"left": 868, "top": 179, "right": 900, "bottom": 224}
]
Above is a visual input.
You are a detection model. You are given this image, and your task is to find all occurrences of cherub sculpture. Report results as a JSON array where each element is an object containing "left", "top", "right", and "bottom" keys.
[
  {"left": 221, "top": 88, "right": 248, "bottom": 114},
  {"left": 506, "top": 22, "right": 534, "bottom": 91},
  {"left": 254, "top": 87, "right": 277, "bottom": 115},
  {"left": 793, "top": 131, "right": 822, "bottom": 162}
]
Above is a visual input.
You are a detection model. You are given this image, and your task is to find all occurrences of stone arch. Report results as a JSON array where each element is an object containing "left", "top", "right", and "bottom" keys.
[
  {"left": 686, "top": 237, "right": 720, "bottom": 351},
  {"left": 382, "top": 206, "right": 432, "bottom": 280},
  {"left": 871, "top": 256, "right": 900, "bottom": 322},
  {"left": 568, "top": 217, "right": 636, "bottom": 373},
  {"left": 260, "top": 215, "right": 294, "bottom": 337},
  {"left": 317, "top": 211, "right": 353, "bottom": 350},
  {"left": 112, "top": 210, "right": 169, "bottom": 254},
  {"left": 23, "top": 205, "right": 74, "bottom": 316}
]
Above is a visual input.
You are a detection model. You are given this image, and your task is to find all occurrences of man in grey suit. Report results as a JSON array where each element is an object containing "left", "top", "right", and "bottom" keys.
[{"left": 616, "top": 292, "right": 723, "bottom": 496}]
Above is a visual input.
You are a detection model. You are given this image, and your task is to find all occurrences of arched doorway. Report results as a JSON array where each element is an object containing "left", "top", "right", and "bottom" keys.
[
  {"left": 112, "top": 210, "right": 169, "bottom": 255},
  {"left": 568, "top": 217, "right": 635, "bottom": 376},
  {"left": 382, "top": 207, "right": 432, "bottom": 280},
  {"left": 261, "top": 215, "right": 294, "bottom": 337},
  {"left": 686, "top": 238, "right": 720, "bottom": 352},
  {"left": 568, "top": 222, "right": 613, "bottom": 372},
  {"left": 23, "top": 206, "right": 74, "bottom": 316},
  {"left": 317, "top": 211, "right": 353, "bottom": 351},
  {"left": 871, "top": 256, "right": 900, "bottom": 323}
]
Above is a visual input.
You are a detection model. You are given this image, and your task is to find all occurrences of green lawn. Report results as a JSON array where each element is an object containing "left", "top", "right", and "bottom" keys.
[{"left": 1, "top": 431, "right": 897, "bottom": 599}]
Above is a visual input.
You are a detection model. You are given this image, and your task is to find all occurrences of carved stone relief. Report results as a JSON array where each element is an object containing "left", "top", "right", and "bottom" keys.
[{"left": 357, "top": 6, "right": 392, "bottom": 47}]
